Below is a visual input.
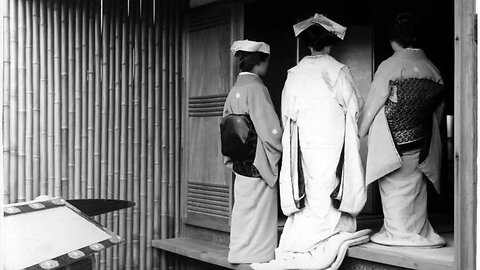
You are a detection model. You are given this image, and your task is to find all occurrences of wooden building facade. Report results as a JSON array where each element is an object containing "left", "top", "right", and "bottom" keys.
[{"left": 1, "top": 0, "right": 478, "bottom": 269}]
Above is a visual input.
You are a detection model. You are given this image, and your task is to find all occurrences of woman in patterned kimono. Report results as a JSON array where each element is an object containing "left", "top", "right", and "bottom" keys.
[
  {"left": 222, "top": 40, "right": 283, "bottom": 264},
  {"left": 358, "top": 13, "right": 446, "bottom": 247},
  {"left": 252, "top": 15, "right": 368, "bottom": 270}
]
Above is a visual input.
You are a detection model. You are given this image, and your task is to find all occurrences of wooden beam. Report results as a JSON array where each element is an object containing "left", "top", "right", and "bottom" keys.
[{"left": 454, "top": 0, "right": 477, "bottom": 269}]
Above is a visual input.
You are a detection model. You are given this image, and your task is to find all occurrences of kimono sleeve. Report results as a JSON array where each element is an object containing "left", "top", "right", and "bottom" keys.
[
  {"left": 247, "top": 86, "right": 283, "bottom": 154},
  {"left": 336, "top": 67, "right": 363, "bottom": 118}
]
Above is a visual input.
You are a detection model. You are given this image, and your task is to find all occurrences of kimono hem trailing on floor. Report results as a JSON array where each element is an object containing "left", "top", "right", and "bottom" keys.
[{"left": 253, "top": 55, "right": 366, "bottom": 270}]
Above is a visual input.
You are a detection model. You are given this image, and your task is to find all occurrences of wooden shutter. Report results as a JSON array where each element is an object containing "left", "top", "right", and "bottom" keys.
[{"left": 182, "top": 3, "right": 243, "bottom": 232}]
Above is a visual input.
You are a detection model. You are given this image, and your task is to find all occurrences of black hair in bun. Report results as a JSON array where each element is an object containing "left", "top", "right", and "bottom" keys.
[
  {"left": 389, "top": 12, "right": 419, "bottom": 48},
  {"left": 234, "top": 51, "right": 269, "bottom": 72},
  {"left": 299, "top": 24, "right": 340, "bottom": 52}
]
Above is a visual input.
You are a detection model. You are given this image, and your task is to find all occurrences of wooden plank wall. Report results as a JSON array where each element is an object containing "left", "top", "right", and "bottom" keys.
[{"left": 1, "top": 0, "right": 184, "bottom": 269}]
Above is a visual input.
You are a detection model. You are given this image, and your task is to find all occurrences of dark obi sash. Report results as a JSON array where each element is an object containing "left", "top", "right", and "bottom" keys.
[{"left": 384, "top": 78, "right": 444, "bottom": 151}]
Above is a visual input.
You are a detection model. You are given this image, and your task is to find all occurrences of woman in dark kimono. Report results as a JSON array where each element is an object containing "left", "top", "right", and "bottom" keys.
[{"left": 222, "top": 40, "right": 283, "bottom": 263}]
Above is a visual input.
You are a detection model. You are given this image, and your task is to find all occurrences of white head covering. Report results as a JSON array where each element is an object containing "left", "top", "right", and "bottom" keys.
[
  {"left": 230, "top": 40, "right": 270, "bottom": 55},
  {"left": 293, "top": 14, "right": 347, "bottom": 40}
]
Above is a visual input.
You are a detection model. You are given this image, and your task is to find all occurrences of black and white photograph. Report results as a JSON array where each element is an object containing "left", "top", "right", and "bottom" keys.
[{"left": 0, "top": 0, "right": 478, "bottom": 269}]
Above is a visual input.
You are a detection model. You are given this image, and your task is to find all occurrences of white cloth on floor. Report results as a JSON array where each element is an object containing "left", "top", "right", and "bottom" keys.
[
  {"left": 371, "top": 150, "right": 446, "bottom": 247},
  {"left": 250, "top": 229, "right": 371, "bottom": 270},
  {"left": 228, "top": 173, "right": 278, "bottom": 263}
]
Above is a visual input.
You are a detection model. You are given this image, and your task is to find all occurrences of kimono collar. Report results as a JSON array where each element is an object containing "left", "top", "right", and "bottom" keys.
[
  {"left": 235, "top": 72, "right": 264, "bottom": 87},
  {"left": 239, "top": 71, "right": 260, "bottom": 78},
  {"left": 393, "top": 48, "right": 427, "bottom": 60}
]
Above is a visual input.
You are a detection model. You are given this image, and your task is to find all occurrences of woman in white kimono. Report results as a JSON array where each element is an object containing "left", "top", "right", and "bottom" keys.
[
  {"left": 252, "top": 15, "right": 368, "bottom": 270},
  {"left": 222, "top": 40, "right": 283, "bottom": 264},
  {"left": 358, "top": 13, "right": 446, "bottom": 247}
]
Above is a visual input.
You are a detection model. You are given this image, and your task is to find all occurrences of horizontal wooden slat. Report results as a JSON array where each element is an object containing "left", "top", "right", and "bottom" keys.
[
  {"left": 187, "top": 207, "right": 229, "bottom": 219},
  {"left": 187, "top": 203, "right": 229, "bottom": 214},
  {"left": 188, "top": 182, "right": 229, "bottom": 191},
  {"left": 187, "top": 182, "right": 230, "bottom": 219},
  {"left": 188, "top": 197, "right": 229, "bottom": 207},
  {"left": 188, "top": 95, "right": 227, "bottom": 117},
  {"left": 187, "top": 189, "right": 229, "bottom": 198}
]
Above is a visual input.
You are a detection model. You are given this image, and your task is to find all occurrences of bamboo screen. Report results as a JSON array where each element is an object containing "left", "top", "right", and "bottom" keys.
[{"left": 2, "top": 0, "right": 183, "bottom": 268}]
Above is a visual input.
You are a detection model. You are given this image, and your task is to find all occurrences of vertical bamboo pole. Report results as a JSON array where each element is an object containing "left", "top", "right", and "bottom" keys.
[
  {"left": 87, "top": 0, "right": 95, "bottom": 199},
  {"left": 60, "top": 0, "right": 69, "bottom": 199},
  {"left": 53, "top": 0, "right": 62, "bottom": 197},
  {"left": 112, "top": 9, "right": 122, "bottom": 270},
  {"left": 80, "top": 0, "right": 88, "bottom": 198},
  {"left": 25, "top": 0, "right": 33, "bottom": 201},
  {"left": 100, "top": 1, "right": 110, "bottom": 269},
  {"left": 146, "top": 22, "right": 155, "bottom": 270},
  {"left": 106, "top": 5, "right": 116, "bottom": 269},
  {"left": 160, "top": 1, "right": 169, "bottom": 268},
  {"left": 132, "top": 15, "right": 141, "bottom": 270},
  {"left": 47, "top": 0, "right": 55, "bottom": 197},
  {"left": 126, "top": 13, "right": 135, "bottom": 270},
  {"left": 32, "top": 0, "right": 40, "bottom": 199},
  {"left": 174, "top": 0, "right": 182, "bottom": 238},
  {"left": 139, "top": 18, "right": 148, "bottom": 270},
  {"left": 67, "top": 1, "right": 75, "bottom": 199},
  {"left": 74, "top": 0, "right": 83, "bottom": 199},
  {"left": 9, "top": 0, "right": 19, "bottom": 203},
  {"left": 18, "top": 0, "right": 27, "bottom": 203},
  {"left": 152, "top": 3, "right": 162, "bottom": 268},
  {"left": 168, "top": 0, "right": 176, "bottom": 242},
  {"left": 3, "top": 0, "right": 10, "bottom": 204},
  {"left": 93, "top": 7, "right": 102, "bottom": 266},
  {"left": 118, "top": 3, "right": 129, "bottom": 268},
  {"left": 94, "top": 0, "right": 102, "bottom": 201},
  {"left": 39, "top": 0, "right": 47, "bottom": 196}
]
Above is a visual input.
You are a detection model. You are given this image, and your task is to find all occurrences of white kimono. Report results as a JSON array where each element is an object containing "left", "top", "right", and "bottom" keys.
[{"left": 263, "top": 55, "right": 366, "bottom": 269}]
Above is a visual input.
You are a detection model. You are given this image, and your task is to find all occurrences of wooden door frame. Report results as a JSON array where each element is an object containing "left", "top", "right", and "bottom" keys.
[
  {"left": 180, "top": 2, "right": 244, "bottom": 234},
  {"left": 454, "top": 0, "right": 477, "bottom": 269}
]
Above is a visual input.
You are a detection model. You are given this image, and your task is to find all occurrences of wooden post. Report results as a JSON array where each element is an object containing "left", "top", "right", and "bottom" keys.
[{"left": 454, "top": 0, "right": 477, "bottom": 269}]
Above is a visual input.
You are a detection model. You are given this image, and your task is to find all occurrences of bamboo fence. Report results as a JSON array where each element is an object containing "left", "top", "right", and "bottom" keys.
[{"left": 2, "top": 0, "right": 184, "bottom": 268}]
